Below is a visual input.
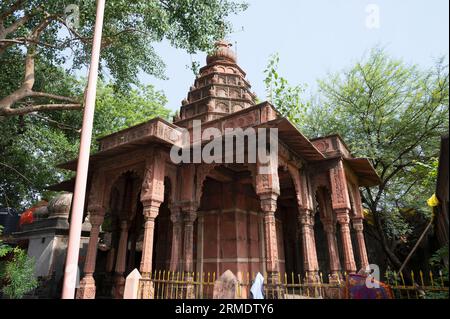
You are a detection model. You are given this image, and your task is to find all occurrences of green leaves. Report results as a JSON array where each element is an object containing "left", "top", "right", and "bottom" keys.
[
  {"left": 94, "top": 82, "right": 171, "bottom": 138},
  {"left": 264, "top": 53, "right": 308, "bottom": 126},
  {"left": 0, "top": 226, "right": 38, "bottom": 299},
  {"left": 0, "top": 226, "right": 12, "bottom": 258},
  {"left": 0, "top": 248, "right": 38, "bottom": 299}
]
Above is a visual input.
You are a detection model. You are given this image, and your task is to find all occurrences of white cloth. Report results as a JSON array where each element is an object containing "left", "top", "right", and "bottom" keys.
[{"left": 250, "top": 272, "right": 265, "bottom": 299}]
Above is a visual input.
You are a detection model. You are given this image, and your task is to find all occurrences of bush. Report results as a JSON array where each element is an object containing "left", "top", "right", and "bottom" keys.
[{"left": 0, "top": 226, "right": 38, "bottom": 299}]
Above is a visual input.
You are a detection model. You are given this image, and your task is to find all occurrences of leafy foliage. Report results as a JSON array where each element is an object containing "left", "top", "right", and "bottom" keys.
[
  {"left": 0, "top": 249, "right": 38, "bottom": 299},
  {"left": 426, "top": 244, "right": 449, "bottom": 299},
  {"left": 0, "top": 226, "right": 12, "bottom": 257},
  {"left": 264, "top": 53, "right": 308, "bottom": 125},
  {"left": 0, "top": 226, "right": 38, "bottom": 299},
  {"left": 94, "top": 82, "right": 171, "bottom": 138}
]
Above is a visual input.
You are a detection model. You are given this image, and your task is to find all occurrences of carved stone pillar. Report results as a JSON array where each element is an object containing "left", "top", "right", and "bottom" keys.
[
  {"left": 139, "top": 202, "right": 160, "bottom": 299},
  {"left": 322, "top": 219, "right": 342, "bottom": 281},
  {"left": 260, "top": 193, "right": 280, "bottom": 287},
  {"left": 113, "top": 219, "right": 129, "bottom": 299},
  {"left": 298, "top": 208, "right": 319, "bottom": 282},
  {"left": 183, "top": 207, "right": 197, "bottom": 299},
  {"left": 353, "top": 218, "right": 369, "bottom": 271},
  {"left": 335, "top": 209, "right": 357, "bottom": 273},
  {"left": 76, "top": 210, "right": 104, "bottom": 299},
  {"left": 140, "top": 203, "right": 159, "bottom": 276},
  {"left": 169, "top": 206, "right": 183, "bottom": 272}
]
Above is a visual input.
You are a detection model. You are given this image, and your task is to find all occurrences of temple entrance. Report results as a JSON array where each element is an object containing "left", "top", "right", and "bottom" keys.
[
  {"left": 151, "top": 177, "right": 173, "bottom": 272},
  {"left": 277, "top": 167, "right": 304, "bottom": 282},
  {"left": 91, "top": 172, "right": 173, "bottom": 298}
]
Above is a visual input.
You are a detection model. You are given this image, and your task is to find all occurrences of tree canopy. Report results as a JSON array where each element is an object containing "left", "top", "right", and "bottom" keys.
[{"left": 0, "top": 0, "right": 248, "bottom": 117}]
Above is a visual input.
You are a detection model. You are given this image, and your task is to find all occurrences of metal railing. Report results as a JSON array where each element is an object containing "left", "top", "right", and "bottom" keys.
[
  {"left": 136, "top": 269, "right": 448, "bottom": 299},
  {"left": 387, "top": 270, "right": 449, "bottom": 299}
]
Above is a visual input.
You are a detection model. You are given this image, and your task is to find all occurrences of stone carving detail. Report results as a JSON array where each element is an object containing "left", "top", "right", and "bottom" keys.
[
  {"left": 88, "top": 172, "right": 105, "bottom": 211},
  {"left": 141, "top": 151, "right": 165, "bottom": 204},
  {"left": 99, "top": 120, "right": 181, "bottom": 151},
  {"left": 315, "top": 140, "right": 329, "bottom": 153},
  {"left": 331, "top": 168, "right": 343, "bottom": 203},
  {"left": 196, "top": 164, "right": 218, "bottom": 204},
  {"left": 142, "top": 164, "right": 153, "bottom": 197},
  {"left": 218, "top": 88, "right": 227, "bottom": 97},
  {"left": 76, "top": 275, "right": 96, "bottom": 299},
  {"left": 216, "top": 102, "right": 228, "bottom": 113},
  {"left": 329, "top": 161, "right": 351, "bottom": 210}
]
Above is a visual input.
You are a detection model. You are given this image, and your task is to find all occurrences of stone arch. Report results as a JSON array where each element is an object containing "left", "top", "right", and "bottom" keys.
[
  {"left": 276, "top": 166, "right": 303, "bottom": 277},
  {"left": 195, "top": 164, "right": 220, "bottom": 205},
  {"left": 102, "top": 165, "right": 144, "bottom": 209},
  {"left": 151, "top": 176, "right": 173, "bottom": 271}
]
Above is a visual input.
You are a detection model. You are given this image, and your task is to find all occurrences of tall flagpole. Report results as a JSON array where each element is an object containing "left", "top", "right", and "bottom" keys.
[{"left": 62, "top": 0, "right": 106, "bottom": 299}]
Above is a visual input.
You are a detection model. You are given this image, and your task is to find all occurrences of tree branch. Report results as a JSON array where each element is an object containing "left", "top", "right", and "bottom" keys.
[
  {"left": 30, "top": 92, "right": 79, "bottom": 103},
  {"left": 1, "top": 103, "right": 82, "bottom": 116}
]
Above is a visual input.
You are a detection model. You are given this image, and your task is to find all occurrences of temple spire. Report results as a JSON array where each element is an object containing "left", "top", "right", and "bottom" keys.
[{"left": 174, "top": 40, "right": 257, "bottom": 128}]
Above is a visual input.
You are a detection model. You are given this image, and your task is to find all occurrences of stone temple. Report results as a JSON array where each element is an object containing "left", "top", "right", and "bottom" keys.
[{"left": 56, "top": 41, "right": 380, "bottom": 299}]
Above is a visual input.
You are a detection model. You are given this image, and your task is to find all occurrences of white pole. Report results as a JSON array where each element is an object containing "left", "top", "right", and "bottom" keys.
[{"left": 62, "top": 0, "right": 106, "bottom": 299}]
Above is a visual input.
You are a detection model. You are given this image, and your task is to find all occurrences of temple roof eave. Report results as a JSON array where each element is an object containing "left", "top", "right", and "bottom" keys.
[
  {"left": 57, "top": 117, "right": 181, "bottom": 171},
  {"left": 256, "top": 118, "right": 326, "bottom": 162},
  {"left": 344, "top": 157, "right": 381, "bottom": 187}
]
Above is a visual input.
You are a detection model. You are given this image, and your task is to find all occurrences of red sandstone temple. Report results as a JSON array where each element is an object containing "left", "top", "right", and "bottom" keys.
[{"left": 57, "top": 41, "right": 380, "bottom": 299}]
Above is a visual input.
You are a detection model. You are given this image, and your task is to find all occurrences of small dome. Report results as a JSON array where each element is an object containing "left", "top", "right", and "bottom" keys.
[
  {"left": 47, "top": 193, "right": 73, "bottom": 218},
  {"left": 207, "top": 40, "right": 237, "bottom": 64}
]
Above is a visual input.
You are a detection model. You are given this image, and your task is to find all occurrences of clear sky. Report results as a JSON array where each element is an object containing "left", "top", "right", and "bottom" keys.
[{"left": 139, "top": 0, "right": 449, "bottom": 112}]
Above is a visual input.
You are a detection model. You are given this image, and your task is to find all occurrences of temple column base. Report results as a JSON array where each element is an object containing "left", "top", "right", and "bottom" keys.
[
  {"left": 302, "top": 271, "right": 322, "bottom": 298},
  {"left": 265, "top": 272, "right": 284, "bottom": 299},
  {"left": 140, "top": 274, "right": 154, "bottom": 299},
  {"left": 76, "top": 275, "right": 96, "bottom": 299}
]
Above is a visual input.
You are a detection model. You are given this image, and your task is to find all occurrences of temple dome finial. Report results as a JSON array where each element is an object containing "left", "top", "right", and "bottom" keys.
[{"left": 207, "top": 40, "right": 236, "bottom": 64}]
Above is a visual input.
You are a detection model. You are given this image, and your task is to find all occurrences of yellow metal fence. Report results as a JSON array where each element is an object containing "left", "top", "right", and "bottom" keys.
[{"left": 137, "top": 270, "right": 448, "bottom": 299}]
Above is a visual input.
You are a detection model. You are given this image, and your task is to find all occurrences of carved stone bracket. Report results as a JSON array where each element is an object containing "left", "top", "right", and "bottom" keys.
[
  {"left": 141, "top": 149, "right": 166, "bottom": 205},
  {"left": 329, "top": 160, "right": 351, "bottom": 211},
  {"left": 259, "top": 193, "right": 278, "bottom": 213}
]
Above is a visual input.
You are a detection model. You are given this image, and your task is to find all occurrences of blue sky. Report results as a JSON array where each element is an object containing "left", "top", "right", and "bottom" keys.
[{"left": 139, "top": 0, "right": 449, "bottom": 112}]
